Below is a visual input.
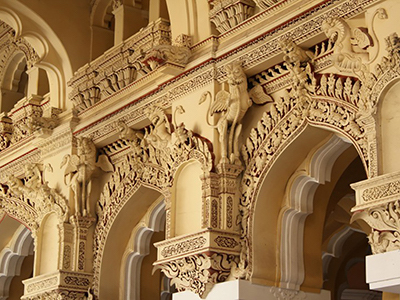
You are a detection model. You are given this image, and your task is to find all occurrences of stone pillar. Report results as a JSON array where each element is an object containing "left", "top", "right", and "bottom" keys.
[
  {"left": 113, "top": 2, "right": 148, "bottom": 45},
  {"left": 154, "top": 163, "right": 243, "bottom": 298},
  {"left": 25, "top": 66, "right": 40, "bottom": 98}
]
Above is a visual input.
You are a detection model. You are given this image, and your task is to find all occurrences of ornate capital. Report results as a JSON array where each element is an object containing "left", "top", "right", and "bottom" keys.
[
  {"left": 155, "top": 252, "right": 238, "bottom": 298},
  {"left": 351, "top": 172, "right": 400, "bottom": 254},
  {"left": 154, "top": 229, "right": 241, "bottom": 297}
]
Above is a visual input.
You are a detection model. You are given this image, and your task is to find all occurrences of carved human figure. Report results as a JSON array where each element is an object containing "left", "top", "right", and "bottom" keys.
[
  {"left": 61, "top": 137, "right": 113, "bottom": 217},
  {"left": 280, "top": 39, "right": 316, "bottom": 102},
  {"left": 200, "top": 61, "right": 273, "bottom": 164}
]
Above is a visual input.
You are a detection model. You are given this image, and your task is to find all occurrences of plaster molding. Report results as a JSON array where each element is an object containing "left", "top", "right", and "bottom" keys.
[
  {"left": 123, "top": 197, "right": 165, "bottom": 300},
  {"left": 22, "top": 270, "right": 92, "bottom": 300},
  {"left": 0, "top": 226, "right": 33, "bottom": 300},
  {"left": 279, "top": 134, "right": 351, "bottom": 290}
]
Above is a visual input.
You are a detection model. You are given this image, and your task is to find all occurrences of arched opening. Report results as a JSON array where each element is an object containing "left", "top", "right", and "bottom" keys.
[
  {"left": 251, "top": 126, "right": 333, "bottom": 286},
  {"left": 251, "top": 124, "right": 375, "bottom": 298},
  {"left": 0, "top": 52, "right": 28, "bottom": 113},
  {"left": 0, "top": 216, "right": 34, "bottom": 300},
  {"left": 123, "top": 198, "right": 171, "bottom": 300},
  {"left": 90, "top": 0, "right": 115, "bottom": 59},
  {"left": 379, "top": 79, "right": 400, "bottom": 174},
  {"left": 98, "top": 185, "right": 163, "bottom": 299}
]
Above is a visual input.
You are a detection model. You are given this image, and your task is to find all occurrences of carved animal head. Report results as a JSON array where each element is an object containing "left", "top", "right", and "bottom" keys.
[
  {"left": 321, "top": 18, "right": 349, "bottom": 44},
  {"left": 280, "top": 39, "right": 296, "bottom": 56},
  {"left": 145, "top": 105, "right": 167, "bottom": 128},
  {"left": 77, "top": 137, "right": 96, "bottom": 156},
  {"left": 225, "top": 61, "right": 246, "bottom": 85},
  {"left": 280, "top": 39, "right": 312, "bottom": 65}
]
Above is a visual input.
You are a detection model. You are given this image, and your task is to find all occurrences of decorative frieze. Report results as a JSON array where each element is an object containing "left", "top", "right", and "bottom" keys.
[
  {"left": 68, "top": 19, "right": 193, "bottom": 114},
  {"left": 22, "top": 270, "right": 92, "bottom": 300},
  {"left": 155, "top": 229, "right": 241, "bottom": 262}
]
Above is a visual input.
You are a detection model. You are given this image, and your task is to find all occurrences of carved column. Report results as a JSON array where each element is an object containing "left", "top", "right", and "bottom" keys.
[
  {"left": 0, "top": 113, "right": 12, "bottom": 151},
  {"left": 154, "top": 163, "right": 243, "bottom": 298},
  {"left": 216, "top": 163, "right": 243, "bottom": 231},
  {"left": 70, "top": 215, "right": 96, "bottom": 272}
]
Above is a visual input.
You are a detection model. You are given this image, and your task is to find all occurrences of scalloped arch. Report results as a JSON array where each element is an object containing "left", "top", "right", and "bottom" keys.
[{"left": 0, "top": 225, "right": 33, "bottom": 299}]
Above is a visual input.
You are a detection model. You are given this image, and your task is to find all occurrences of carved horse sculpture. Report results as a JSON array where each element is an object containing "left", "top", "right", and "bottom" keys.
[
  {"left": 200, "top": 61, "right": 273, "bottom": 164},
  {"left": 61, "top": 137, "right": 113, "bottom": 217}
]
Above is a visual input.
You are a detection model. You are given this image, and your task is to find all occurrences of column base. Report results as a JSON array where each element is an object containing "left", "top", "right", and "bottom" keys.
[{"left": 173, "top": 280, "right": 331, "bottom": 300}]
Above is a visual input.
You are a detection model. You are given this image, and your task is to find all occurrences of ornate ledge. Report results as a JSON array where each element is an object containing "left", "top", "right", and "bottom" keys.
[
  {"left": 351, "top": 171, "right": 400, "bottom": 211},
  {"left": 22, "top": 270, "right": 92, "bottom": 299},
  {"left": 154, "top": 229, "right": 240, "bottom": 263},
  {"left": 154, "top": 229, "right": 241, "bottom": 298}
]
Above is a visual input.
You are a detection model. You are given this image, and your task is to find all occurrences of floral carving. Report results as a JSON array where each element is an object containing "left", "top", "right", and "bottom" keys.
[
  {"left": 362, "top": 181, "right": 400, "bottom": 203},
  {"left": 214, "top": 236, "right": 239, "bottom": 248},
  {"left": 1, "top": 163, "right": 69, "bottom": 233},
  {"left": 160, "top": 237, "right": 207, "bottom": 258},
  {"left": 352, "top": 200, "right": 400, "bottom": 254},
  {"left": 154, "top": 253, "right": 239, "bottom": 298}
]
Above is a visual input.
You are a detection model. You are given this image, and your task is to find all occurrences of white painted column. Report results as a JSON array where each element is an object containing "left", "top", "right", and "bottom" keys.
[{"left": 173, "top": 280, "right": 331, "bottom": 300}]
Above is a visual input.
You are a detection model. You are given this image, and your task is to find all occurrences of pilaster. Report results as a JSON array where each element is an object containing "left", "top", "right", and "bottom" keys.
[{"left": 155, "top": 163, "right": 243, "bottom": 298}]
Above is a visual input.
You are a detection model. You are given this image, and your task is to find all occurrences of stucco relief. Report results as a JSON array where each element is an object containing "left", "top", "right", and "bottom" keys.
[
  {"left": 154, "top": 252, "right": 238, "bottom": 298},
  {"left": 238, "top": 34, "right": 381, "bottom": 278},
  {"left": 93, "top": 108, "right": 214, "bottom": 295},
  {"left": 0, "top": 163, "right": 68, "bottom": 234}
]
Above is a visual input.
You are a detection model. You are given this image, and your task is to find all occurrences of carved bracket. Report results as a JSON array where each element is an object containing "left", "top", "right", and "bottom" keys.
[{"left": 351, "top": 172, "right": 400, "bottom": 254}]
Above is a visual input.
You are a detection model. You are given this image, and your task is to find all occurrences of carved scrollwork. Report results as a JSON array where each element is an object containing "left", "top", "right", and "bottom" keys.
[
  {"left": 352, "top": 200, "right": 400, "bottom": 254},
  {"left": 93, "top": 112, "right": 215, "bottom": 294},
  {"left": 154, "top": 253, "right": 238, "bottom": 298},
  {"left": 209, "top": 0, "right": 255, "bottom": 34},
  {"left": 0, "top": 163, "right": 69, "bottom": 233}
]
